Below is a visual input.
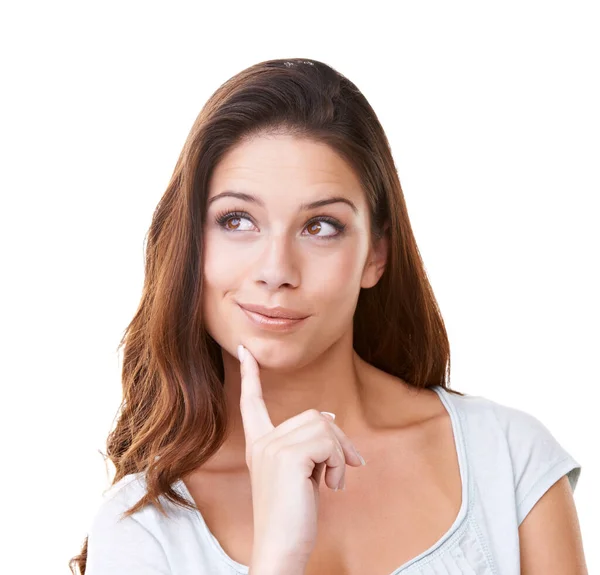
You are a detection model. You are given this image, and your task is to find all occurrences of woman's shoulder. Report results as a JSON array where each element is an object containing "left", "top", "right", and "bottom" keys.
[
  {"left": 85, "top": 472, "right": 173, "bottom": 572},
  {"left": 439, "top": 386, "right": 582, "bottom": 518},
  {"left": 440, "top": 385, "right": 570, "bottom": 441},
  {"left": 100, "top": 472, "right": 148, "bottom": 506},
  {"left": 90, "top": 470, "right": 189, "bottom": 526},
  {"left": 87, "top": 472, "right": 149, "bottom": 530}
]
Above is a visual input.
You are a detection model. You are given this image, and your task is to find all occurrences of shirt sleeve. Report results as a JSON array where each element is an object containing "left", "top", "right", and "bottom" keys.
[
  {"left": 493, "top": 401, "right": 582, "bottom": 526},
  {"left": 86, "top": 494, "right": 171, "bottom": 575}
]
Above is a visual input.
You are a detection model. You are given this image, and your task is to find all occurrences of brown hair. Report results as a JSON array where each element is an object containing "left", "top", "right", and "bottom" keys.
[{"left": 69, "top": 57, "right": 462, "bottom": 574}]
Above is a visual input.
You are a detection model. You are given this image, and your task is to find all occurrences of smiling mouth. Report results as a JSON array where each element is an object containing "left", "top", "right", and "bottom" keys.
[
  {"left": 239, "top": 305, "right": 309, "bottom": 330},
  {"left": 237, "top": 303, "right": 309, "bottom": 320}
]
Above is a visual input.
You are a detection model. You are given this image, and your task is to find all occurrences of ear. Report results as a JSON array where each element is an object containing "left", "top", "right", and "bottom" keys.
[{"left": 360, "top": 222, "right": 390, "bottom": 289}]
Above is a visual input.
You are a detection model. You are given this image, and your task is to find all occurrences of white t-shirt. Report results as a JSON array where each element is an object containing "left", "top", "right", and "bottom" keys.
[{"left": 85, "top": 385, "right": 582, "bottom": 574}]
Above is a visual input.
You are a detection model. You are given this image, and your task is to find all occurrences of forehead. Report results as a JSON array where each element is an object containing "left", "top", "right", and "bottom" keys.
[{"left": 209, "top": 134, "right": 363, "bottom": 194}]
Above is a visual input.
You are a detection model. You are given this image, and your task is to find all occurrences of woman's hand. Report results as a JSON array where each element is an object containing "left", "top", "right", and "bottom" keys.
[{"left": 237, "top": 344, "right": 366, "bottom": 569}]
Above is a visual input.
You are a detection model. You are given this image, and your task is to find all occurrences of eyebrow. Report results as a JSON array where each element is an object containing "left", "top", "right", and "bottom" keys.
[{"left": 207, "top": 190, "right": 358, "bottom": 214}]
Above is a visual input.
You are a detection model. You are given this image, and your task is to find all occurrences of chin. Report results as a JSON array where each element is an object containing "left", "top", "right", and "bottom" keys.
[{"left": 240, "top": 340, "right": 314, "bottom": 372}]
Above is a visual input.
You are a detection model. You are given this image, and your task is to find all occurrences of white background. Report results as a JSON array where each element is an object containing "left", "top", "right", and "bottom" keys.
[{"left": 1, "top": 1, "right": 597, "bottom": 573}]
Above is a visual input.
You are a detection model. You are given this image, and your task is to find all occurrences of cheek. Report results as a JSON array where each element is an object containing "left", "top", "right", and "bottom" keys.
[
  {"left": 201, "top": 234, "right": 246, "bottom": 344},
  {"left": 307, "top": 247, "right": 365, "bottom": 302},
  {"left": 202, "top": 231, "right": 246, "bottom": 288}
]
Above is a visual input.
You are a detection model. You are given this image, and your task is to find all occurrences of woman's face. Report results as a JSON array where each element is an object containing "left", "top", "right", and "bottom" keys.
[{"left": 202, "top": 133, "right": 386, "bottom": 370}]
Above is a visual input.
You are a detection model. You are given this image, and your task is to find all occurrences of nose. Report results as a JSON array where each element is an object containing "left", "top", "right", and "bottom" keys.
[{"left": 251, "top": 233, "right": 301, "bottom": 289}]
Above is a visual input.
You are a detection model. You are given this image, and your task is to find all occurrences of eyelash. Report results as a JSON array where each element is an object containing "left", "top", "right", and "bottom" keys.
[{"left": 214, "top": 209, "right": 347, "bottom": 240}]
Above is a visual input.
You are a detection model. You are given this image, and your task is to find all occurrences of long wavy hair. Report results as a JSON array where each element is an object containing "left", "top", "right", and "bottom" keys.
[{"left": 69, "top": 57, "right": 463, "bottom": 574}]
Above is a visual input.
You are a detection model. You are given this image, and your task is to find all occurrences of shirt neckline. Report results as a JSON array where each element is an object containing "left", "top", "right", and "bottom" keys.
[{"left": 174, "top": 384, "right": 471, "bottom": 574}]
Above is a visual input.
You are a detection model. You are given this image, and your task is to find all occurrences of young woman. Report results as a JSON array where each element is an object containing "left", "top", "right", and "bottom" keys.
[{"left": 70, "top": 58, "right": 586, "bottom": 575}]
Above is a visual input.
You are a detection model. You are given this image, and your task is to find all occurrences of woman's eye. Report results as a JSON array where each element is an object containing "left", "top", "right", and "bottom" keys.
[
  {"left": 218, "top": 213, "right": 254, "bottom": 232},
  {"left": 304, "top": 219, "right": 341, "bottom": 238},
  {"left": 214, "top": 210, "right": 346, "bottom": 239}
]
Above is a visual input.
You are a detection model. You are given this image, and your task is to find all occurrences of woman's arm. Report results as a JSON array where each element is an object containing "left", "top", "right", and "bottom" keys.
[{"left": 519, "top": 474, "right": 588, "bottom": 575}]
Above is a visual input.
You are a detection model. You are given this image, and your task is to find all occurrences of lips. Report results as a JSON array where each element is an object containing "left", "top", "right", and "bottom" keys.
[
  {"left": 237, "top": 303, "right": 309, "bottom": 320},
  {"left": 239, "top": 305, "right": 309, "bottom": 332}
]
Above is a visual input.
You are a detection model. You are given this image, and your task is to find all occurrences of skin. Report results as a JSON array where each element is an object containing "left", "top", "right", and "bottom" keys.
[{"left": 201, "top": 133, "right": 394, "bottom": 470}]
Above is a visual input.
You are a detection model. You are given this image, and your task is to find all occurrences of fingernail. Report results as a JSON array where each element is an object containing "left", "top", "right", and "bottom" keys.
[
  {"left": 237, "top": 344, "right": 246, "bottom": 362},
  {"left": 336, "top": 476, "right": 345, "bottom": 491},
  {"left": 354, "top": 448, "right": 366, "bottom": 466},
  {"left": 321, "top": 411, "right": 336, "bottom": 421}
]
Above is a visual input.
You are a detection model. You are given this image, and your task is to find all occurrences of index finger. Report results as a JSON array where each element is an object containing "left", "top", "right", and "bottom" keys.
[{"left": 238, "top": 345, "right": 274, "bottom": 447}]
